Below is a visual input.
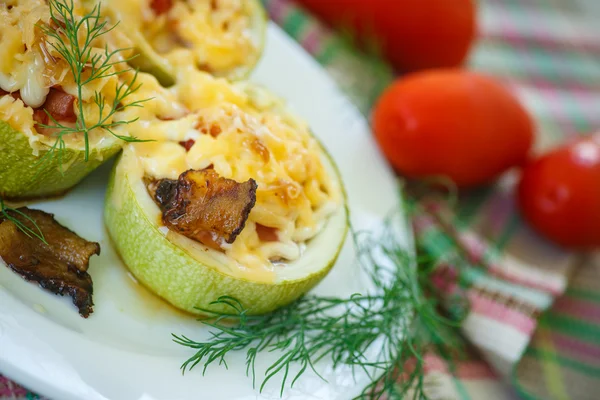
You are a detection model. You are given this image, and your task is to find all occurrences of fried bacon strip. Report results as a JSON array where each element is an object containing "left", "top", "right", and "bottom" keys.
[
  {"left": 149, "top": 169, "right": 257, "bottom": 248},
  {"left": 0, "top": 208, "right": 100, "bottom": 318}
]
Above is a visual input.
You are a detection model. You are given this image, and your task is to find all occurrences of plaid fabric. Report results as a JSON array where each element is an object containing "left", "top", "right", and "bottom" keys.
[
  {"left": 2, "top": 0, "right": 599, "bottom": 398},
  {"left": 515, "top": 255, "right": 600, "bottom": 400},
  {"left": 262, "top": 0, "right": 600, "bottom": 399}
]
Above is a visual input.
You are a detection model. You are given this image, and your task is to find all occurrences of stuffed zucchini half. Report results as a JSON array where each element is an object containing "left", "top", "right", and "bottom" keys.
[
  {"left": 105, "top": 75, "right": 348, "bottom": 315},
  {"left": 0, "top": 0, "right": 131, "bottom": 199},
  {"left": 102, "top": 0, "right": 267, "bottom": 86}
]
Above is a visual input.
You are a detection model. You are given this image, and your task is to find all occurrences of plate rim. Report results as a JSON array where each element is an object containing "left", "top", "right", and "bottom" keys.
[{"left": 0, "top": 22, "right": 407, "bottom": 400}]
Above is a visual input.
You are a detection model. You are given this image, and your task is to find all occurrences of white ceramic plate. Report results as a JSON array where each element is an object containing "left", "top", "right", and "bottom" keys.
[{"left": 0, "top": 24, "right": 407, "bottom": 400}]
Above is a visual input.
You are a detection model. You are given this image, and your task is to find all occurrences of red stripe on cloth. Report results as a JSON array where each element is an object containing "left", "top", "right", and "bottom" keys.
[
  {"left": 509, "top": 76, "right": 596, "bottom": 97},
  {"left": 412, "top": 215, "right": 435, "bottom": 235},
  {"left": 459, "top": 233, "right": 563, "bottom": 295},
  {"left": 468, "top": 291, "right": 537, "bottom": 335},
  {"left": 488, "top": 267, "right": 562, "bottom": 296},
  {"left": 267, "top": 0, "right": 292, "bottom": 23},
  {"left": 431, "top": 265, "right": 461, "bottom": 295},
  {"left": 301, "top": 23, "right": 325, "bottom": 55},
  {"left": 0, "top": 376, "right": 30, "bottom": 397},
  {"left": 550, "top": 331, "right": 600, "bottom": 368},
  {"left": 424, "top": 354, "right": 498, "bottom": 380},
  {"left": 484, "top": 32, "right": 600, "bottom": 61},
  {"left": 552, "top": 296, "right": 600, "bottom": 325},
  {"left": 495, "top": 13, "right": 581, "bottom": 136}
]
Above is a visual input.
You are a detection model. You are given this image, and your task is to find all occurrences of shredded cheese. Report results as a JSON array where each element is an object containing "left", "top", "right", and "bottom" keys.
[
  {"left": 0, "top": 0, "right": 136, "bottom": 153},
  {"left": 0, "top": 0, "right": 52, "bottom": 107},
  {"left": 127, "top": 72, "right": 342, "bottom": 274},
  {"left": 105, "top": 0, "right": 259, "bottom": 76}
]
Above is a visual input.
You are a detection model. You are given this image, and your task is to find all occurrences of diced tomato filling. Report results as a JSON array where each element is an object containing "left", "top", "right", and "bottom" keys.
[
  {"left": 150, "top": 0, "right": 173, "bottom": 15},
  {"left": 179, "top": 139, "right": 196, "bottom": 151},
  {"left": 33, "top": 109, "right": 49, "bottom": 125},
  {"left": 43, "top": 88, "right": 77, "bottom": 123},
  {"left": 0, "top": 88, "right": 76, "bottom": 128},
  {"left": 0, "top": 89, "right": 21, "bottom": 101}
]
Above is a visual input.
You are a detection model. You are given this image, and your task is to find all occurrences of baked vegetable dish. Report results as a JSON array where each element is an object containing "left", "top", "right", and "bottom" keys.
[{"left": 105, "top": 74, "right": 348, "bottom": 314}]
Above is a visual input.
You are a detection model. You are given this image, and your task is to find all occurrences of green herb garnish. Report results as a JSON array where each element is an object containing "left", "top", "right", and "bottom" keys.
[
  {"left": 37, "top": 0, "right": 150, "bottom": 168},
  {"left": 0, "top": 199, "right": 47, "bottom": 245},
  {"left": 174, "top": 216, "right": 466, "bottom": 399}
]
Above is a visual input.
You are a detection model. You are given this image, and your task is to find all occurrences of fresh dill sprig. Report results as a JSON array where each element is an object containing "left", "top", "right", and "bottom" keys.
[
  {"left": 37, "top": 0, "right": 150, "bottom": 168},
  {"left": 173, "top": 219, "right": 468, "bottom": 399},
  {"left": 0, "top": 199, "right": 47, "bottom": 245}
]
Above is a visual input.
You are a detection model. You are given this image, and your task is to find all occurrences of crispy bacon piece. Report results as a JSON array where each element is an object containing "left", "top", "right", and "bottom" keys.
[
  {"left": 179, "top": 139, "right": 196, "bottom": 152},
  {"left": 0, "top": 208, "right": 100, "bottom": 318},
  {"left": 150, "top": 0, "right": 173, "bottom": 15},
  {"left": 149, "top": 169, "right": 257, "bottom": 247}
]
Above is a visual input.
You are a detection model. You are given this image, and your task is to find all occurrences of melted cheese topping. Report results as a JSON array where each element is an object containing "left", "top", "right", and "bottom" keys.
[
  {"left": 106, "top": 0, "right": 259, "bottom": 76},
  {"left": 0, "top": 0, "right": 53, "bottom": 107},
  {"left": 0, "top": 96, "right": 37, "bottom": 141},
  {"left": 0, "top": 0, "right": 137, "bottom": 153},
  {"left": 125, "top": 73, "right": 342, "bottom": 275}
]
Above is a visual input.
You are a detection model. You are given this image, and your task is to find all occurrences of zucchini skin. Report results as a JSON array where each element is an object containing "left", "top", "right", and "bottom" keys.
[
  {"left": 0, "top": 122, "right": 121, "bottom": 200},
  {"left": 123, "top": 0, "right": 267, "bottom": 86},
  {"left": 104, "top": 148, "right": 348, "bottom": 316}
]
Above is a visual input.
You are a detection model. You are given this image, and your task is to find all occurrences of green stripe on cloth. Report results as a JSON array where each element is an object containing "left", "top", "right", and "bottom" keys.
[
  {"left": 515, "top": 254, "right": 600, "bottom": 399},
  {"left": 453, "top": 377, "right": 473, "bottom": 400},
  {"left": 493, "top": 213, "right": 521, "bottom": 252},
  {"left": 566, "top": 288, "right": 600, "bottom": 303},
  {"left": 281, "top": 8, "right": 306, "bottom": 38},
  {"left": 421, "top": 229, "right": 459, "bottom": 262},
  {"left": 527, "top": 348, "right": 600, "bottom": 378},
  {"left": 543, "top": 314, "right": 600, "bottom": 345},
  {"left": 314, "top": 38, "right": 338, "bottom": 65},
  {"left": 455, "top": 188, "right": 493, "bottom": 229}
]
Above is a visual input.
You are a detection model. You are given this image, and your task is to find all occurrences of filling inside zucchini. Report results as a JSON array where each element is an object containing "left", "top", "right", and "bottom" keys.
[
  {"left": 106, "top": 0, "right": 262, "bottom": 78},
  {"left": 119, "top": 76, "right": 345, "bottom": 283},
  {"left": 0, "top": 0, "right": 129, "bottom": 152}
]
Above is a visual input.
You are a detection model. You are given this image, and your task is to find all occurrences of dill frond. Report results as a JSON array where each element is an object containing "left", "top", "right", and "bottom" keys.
[
  {"left": 36, "top": 0, "right": 150, "bottom": 171},
  {"left": 173, "top": 215, "right": 468, "bottom": 399},
  {"left": 0, "top": 199, "right": 47, "bottom": 244}
]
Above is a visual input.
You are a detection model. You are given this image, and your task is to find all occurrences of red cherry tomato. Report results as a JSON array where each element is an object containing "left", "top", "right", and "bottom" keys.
[
  {"left": 518, "top": 134, "right": 600, "bottom": 249},
  {"left": 295, "top": 0, "right": 477, "bottom": 72},
  {"left": 373, "top": 70, "right": 534, "bottom": 188}
]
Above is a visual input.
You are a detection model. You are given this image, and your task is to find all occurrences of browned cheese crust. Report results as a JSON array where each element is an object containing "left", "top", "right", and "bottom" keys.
[
  {"left": 149, "top": 169, "right": 257, "bottom": 249},
  {"left": 0, "top": 208, "right": 100, "bottom": 317}
]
